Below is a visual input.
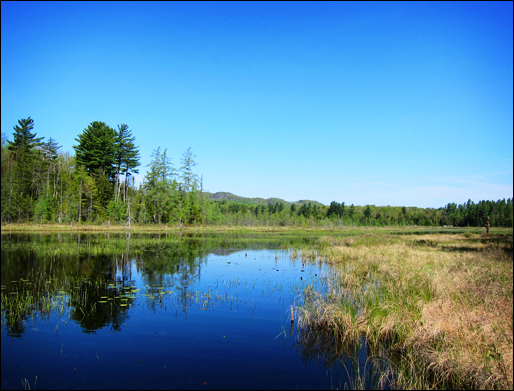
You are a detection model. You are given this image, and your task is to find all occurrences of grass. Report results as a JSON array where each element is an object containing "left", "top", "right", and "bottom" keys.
[
  {"left": 295, "top": 231, "right": 513, "bottom": 389},
  {"left": 2, "top": 224, "right": 511, "bottom": 388},
  {"left": 0, "top": 222, "right": 495, "bottom": 234},
  {"left": 1, "top": 222, "right": 335, "bottom": 233}
]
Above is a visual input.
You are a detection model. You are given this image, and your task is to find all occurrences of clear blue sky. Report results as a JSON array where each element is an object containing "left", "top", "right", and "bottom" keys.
[{"left": 2, "top": 1, "right": 512, "bottom": 208}]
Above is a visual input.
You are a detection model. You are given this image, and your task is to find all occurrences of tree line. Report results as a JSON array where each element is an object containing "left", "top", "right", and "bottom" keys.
[
  {"left": 2, "top": 117, "right": 512, "bottom": 228},
  {"left": 1, "top": 117, "right": 204, "bottom": 226},
  {"left": 207, "top": 199, "right": 512, "bottom": 228}
]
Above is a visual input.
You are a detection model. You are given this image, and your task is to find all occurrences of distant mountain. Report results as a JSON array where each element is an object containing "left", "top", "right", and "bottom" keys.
[{"left": 205, "top": 192, "right": 325, "bottom": 207}]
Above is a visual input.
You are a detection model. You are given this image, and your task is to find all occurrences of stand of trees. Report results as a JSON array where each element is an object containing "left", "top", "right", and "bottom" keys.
[
  {"left": 1, "top": 117, "right": 205, "bottom": 225},
  {"left": 203, "top": 199, "right": 512, "bottom": 228},
  {"left": 2, "top": 117, "right": 512, "bottom": 228}
]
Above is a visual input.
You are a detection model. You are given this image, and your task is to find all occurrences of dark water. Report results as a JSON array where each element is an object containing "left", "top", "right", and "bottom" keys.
[
  {"left": 1, "top": 233, "right": 391, "bottom": 390},
  {"left": 391, "top": 229, "right": 483, "bottom": 235}
]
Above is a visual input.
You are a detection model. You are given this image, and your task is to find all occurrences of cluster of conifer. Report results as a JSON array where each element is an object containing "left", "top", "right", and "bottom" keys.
[
  {"left": 1, "top": 117, "right": 202, "bottom": 225},
  {"left": 210, "top": 199, "right": 512, "bottom": 227},
  {"left": 1, "top": 117, "right": 512, "bottom": 227}
]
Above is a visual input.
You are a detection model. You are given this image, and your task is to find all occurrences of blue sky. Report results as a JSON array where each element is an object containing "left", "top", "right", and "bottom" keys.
[{"left": 2, "top": 1, "right": 512, "bottom": 208}]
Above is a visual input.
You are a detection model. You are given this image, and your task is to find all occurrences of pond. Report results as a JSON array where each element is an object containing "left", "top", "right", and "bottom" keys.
[{"left": 1, "top": 233, "right": 391, "bottom": 390}]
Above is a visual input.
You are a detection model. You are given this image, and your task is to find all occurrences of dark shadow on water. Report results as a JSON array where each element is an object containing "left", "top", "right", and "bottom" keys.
[
  {"left": 445, "top": 234, "right": 513, "bottom": 258},
  {"left": 391, "top": 229, "right": 483, "bottom": 236},
  {"left": 295, "top": 328, "right": 394, "bottom": 389}
]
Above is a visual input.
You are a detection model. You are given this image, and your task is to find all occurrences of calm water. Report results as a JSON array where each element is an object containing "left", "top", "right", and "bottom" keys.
[{"left": 1, "top": 233, "right": 390, "bottom": 390}]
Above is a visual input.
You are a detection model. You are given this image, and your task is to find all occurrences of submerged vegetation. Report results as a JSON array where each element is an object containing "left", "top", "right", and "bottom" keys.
[
  {"left": 1, "top": 114, "right": 511, "bottom": 388},
  {"left": 294, "top": 230, "right": 513, "bottom": 389},
  {"left": 2, "top": 228, "right": 511, "bottom": 389}
]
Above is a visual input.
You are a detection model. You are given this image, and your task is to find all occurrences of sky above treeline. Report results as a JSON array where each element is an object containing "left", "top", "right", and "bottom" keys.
[{"left": 2, "top": 1, "right": 512, "bottom": 208}]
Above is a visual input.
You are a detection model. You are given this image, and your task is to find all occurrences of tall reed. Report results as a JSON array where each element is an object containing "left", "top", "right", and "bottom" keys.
[{"left": 296, "top": 232, "right": 513, "bottom": 389}]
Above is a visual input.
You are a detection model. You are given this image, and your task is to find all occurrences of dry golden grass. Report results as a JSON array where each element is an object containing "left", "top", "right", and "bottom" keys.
[{"left": 298, "top": 232, "right": 513, "bottom": 389}]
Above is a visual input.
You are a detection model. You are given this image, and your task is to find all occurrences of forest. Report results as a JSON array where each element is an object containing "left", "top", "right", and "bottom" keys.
[{"left": 1, "top": 117, "right": 513, "bottom": 228}]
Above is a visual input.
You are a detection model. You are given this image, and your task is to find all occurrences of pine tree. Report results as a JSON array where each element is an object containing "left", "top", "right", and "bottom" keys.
[
  {"left": 1, "top": 132, "right": 20, "bottom": 222},
  {"left": 40, "top": 137, "right": 61, "bottom": 199},
  {"left": 113, "top": 124, "right": 140, "bottom": 202},
  {"left": 179, "top": 147, "right": 199, "bottom": 192},
  {"left": 6, "top": 117, "right": 45, "bottom": 219},
  {"left": 144, "top": 147, "right": 176, "bottom": 224},
  {"left": 73, "top": 121, "right": 116, "bottom": 181},
  {"left": 364, "top": 205, "right": 372, "bottom": 220}
]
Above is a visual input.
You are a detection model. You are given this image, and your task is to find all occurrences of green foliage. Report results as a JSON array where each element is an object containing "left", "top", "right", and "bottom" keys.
[
  {"left": 327, "top": 201, "right": 345, "bottom": 218},
  {"left": 93, "top": 174, "right": 113, "bottom": 212},
  {"left": 113, "top": 124, "right": 140, "bottom": 202},
  {"left": 6, "top": 117, "right": 44, "bottom": 156},
  {"left": 106, "top": 200, "right": 126, "bottom": 222},
  {"left": 34, "top": 197, "right": 51, "bottom": 222},
  {"left": 1, "top": 118, "right": 512, "bottom": 229},
  {"left": 364, "top": 205, "right": 372, "bottom": 219},
  {"left": 1, "top": 134, "right": 20, "bottom": 222},
  {"left": 114, "top": 124, "right": 140, "bottom": 177},
  {"left": 146, "top": 147, "right": 176, "bottom": 187},
  {"left": 6, "top": 117, "right": 45, "bottom": 212},
  {"left": 179, "top": 147, "right": 199, "bottom": 192},
  {"left": 73, "top": 121, "right": 117, "bottom": 180}
]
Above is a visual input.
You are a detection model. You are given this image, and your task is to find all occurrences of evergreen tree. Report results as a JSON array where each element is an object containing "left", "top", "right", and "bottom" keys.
[
  {"left": 179, "top": 147, "right": 199, "bottom": 192},
  {"left": 6, "top": 117, "right": 45, "bottom": 219},
  {"left": 73, "top": 121, "right": 116, "bottom": 181},
  {"left": 348, "top": 204, "right": 355, "bottom": 219},
  {"left": 144, "top": 147, "right": 176, "bottom": 224},
  {"left": 7, "top": 117, "right": 44, "bottom": 195},
  {"left": 1, "top": 132, "right": 20, "bottom": 222},
  {"left": 113, "top": 124, "right": 140, "bottom": 202},
  {"left": 327, "top": 201, "right": 340, "bottom": 218},
  {"left": 364, "top": 205, "right": 372, "bottom": 220}
]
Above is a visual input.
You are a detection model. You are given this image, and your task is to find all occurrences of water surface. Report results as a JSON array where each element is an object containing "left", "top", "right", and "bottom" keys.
[{"left": 1, "top": 233, "right": 389, "bottom": 390}]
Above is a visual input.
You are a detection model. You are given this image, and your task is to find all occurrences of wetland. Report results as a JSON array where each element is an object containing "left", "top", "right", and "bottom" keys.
[{"left": 1, "top": 227, "right": 512, "bottom": 389}]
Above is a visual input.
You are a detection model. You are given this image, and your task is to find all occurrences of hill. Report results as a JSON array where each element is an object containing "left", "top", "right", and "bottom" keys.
[{"left": 205, "top": 192, "right": 325, "bottom": 207}]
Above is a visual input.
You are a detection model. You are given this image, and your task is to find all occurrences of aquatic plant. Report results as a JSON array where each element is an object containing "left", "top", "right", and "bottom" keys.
[{"left": 296, "top": 232, "right": 513, "bottom": 389}]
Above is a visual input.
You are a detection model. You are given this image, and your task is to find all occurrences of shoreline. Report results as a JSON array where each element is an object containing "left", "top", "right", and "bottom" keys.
[{"left": 1, "top": 222, "right": 503, "bottom": 234}]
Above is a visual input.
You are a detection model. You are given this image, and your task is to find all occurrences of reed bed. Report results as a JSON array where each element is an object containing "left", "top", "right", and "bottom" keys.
[
  {"left": 2, "top": 222, "right": 492, "bottom": 235},
  {"left": 296, "top": 232, "right": 513, "bottom": 389}
]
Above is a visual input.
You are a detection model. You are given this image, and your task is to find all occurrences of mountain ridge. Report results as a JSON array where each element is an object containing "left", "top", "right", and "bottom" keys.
[{"left": 204, "top": 191, "right": 325, "bottom": 207}]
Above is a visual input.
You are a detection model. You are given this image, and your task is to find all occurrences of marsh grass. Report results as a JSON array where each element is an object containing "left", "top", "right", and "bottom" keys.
[
  {"left": 296, "top": 232, "right": 513, "bottom": 389},
  {"left": 3, "top": 226, "right": 511, "bottom": 388},
  {"left": 1, "top": 222, "right": 357, "bottom": 234},
  {"left": 21, "top": 376, "right": 37, "bottom": 390}
]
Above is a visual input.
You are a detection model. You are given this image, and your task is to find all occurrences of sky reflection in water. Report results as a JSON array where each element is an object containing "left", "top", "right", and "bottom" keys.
[{"left": 1, "top": 234, "right": 390, "bottom": 390}]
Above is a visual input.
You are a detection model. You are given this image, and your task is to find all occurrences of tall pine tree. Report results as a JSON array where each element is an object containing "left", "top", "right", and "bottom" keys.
[
  {"left": 73, "top": 121, "right": 116, "bottom": 181},
  {"left": 113, "top": 124, "right": 140, "bottom": 202},
  {"left": 6, "top": 117, "right": 45, "bottom": 219}
]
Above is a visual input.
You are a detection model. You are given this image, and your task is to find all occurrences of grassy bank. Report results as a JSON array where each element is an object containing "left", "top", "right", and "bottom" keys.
[
  {"left": 0, "top": 222, "right": 497, "bottom": 234},
  {"left": 296, "top": 231, "right": 513, "bottom": 389},
  {"left": 3, "top": 223, "right": 511, "bottom": 388},
  {"left": 0, "top": 222, "right": 332, "bottom": 233}
]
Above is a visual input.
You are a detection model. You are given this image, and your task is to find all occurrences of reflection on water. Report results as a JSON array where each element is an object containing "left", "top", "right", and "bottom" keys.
[
  {"left": 296, "top": 328, "right": 394, "bottom": 389},
  {"left": 1, "top": 233, "right": 393, "bottom": 390}
]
